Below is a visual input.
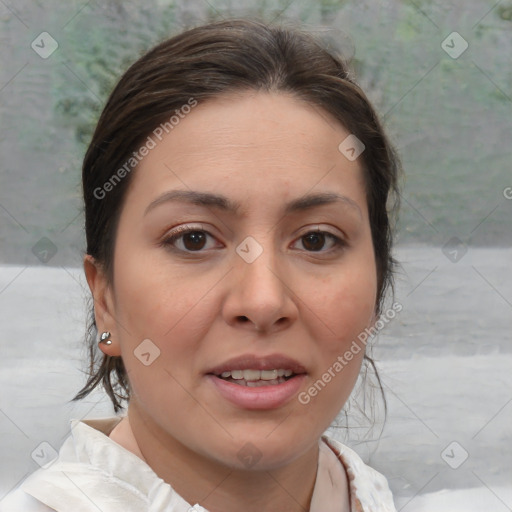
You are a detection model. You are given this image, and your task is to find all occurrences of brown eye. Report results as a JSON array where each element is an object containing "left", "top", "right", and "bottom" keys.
[
  {"left": 302, "top": 232, "right": 326, "bottom": 251},
  {"left": 163, "top": 228, "right": 217, "bottom": 253},
  {"left": 294, "top": 231, "right": 345, "bottom": 253},
  {"left": 182, "top": 231, "right": 207, "bottom": 251}
]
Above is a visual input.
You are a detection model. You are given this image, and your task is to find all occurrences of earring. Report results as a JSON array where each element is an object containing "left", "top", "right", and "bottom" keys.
[{"left": 99, "top": 331, "right": 112, "bottom": 345}]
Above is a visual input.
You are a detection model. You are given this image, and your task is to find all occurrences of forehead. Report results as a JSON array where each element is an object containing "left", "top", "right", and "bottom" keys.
[
  {"left": 161, "top": 91, "right": 351, "bottom": 162},
  {"left": 127, "top": 90, "right": 367, "bottom": 214}
]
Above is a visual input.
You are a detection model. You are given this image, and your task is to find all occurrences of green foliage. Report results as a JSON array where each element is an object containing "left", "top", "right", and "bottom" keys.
[
  {"left": 497, "top": 4, "right": 512, "bottom": 21},
  {"left": 45, "top": 0, "right": 511, "bottom": 246},
  {"left": 54, "top": 2, "right": 179, "bottom": 148},
  {"left": 53, "top": 0, "right": 352, "bottom": 149}
]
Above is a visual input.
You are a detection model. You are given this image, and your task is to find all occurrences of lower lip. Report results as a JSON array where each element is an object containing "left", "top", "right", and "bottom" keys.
[{"left": 206, "top": 374, "right": 306, "bottom": 410}]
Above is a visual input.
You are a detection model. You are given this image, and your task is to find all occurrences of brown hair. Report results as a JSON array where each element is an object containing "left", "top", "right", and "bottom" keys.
[{"left": 73, "top": 18, "right": 401, "bottom": 413}]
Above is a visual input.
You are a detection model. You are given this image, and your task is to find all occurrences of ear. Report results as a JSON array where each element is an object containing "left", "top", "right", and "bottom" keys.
[{"left": 84, "top": 254, "right": 122, "bottom": 357}]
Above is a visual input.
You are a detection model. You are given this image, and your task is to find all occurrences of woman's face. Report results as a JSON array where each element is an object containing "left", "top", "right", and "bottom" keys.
[{"left": 96, "top": 91, "right": 377, "bottom": 470}]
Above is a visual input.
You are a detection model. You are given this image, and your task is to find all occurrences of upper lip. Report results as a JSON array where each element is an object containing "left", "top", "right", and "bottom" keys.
[{"left": 207, "top": 354, "right": 307, "bottom": 376}]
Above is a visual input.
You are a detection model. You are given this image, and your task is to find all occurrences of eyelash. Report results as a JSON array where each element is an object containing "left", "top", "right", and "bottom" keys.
[{"left": 161, "top": 226, "right": 347, "bottom": 254}]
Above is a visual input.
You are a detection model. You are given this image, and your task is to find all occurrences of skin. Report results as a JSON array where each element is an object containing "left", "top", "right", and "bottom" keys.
[{"left": 85, "top": 90, "right": 378, "bottom": 512}]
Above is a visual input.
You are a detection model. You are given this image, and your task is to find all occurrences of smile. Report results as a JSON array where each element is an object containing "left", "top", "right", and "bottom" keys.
[
  {"left": 207, "top": 372, "right": 306, "bottom": 409},
  {"left": 206, "top": 353, "right": 308, "bottom": 409},
  {"left": 217, "top": 369, "right": 294, "bottom": 386}
]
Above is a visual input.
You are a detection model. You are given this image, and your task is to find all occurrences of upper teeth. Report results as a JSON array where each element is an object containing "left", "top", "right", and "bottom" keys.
[{"left": 220, "top": 369, "right": 293, "bottom": 381}]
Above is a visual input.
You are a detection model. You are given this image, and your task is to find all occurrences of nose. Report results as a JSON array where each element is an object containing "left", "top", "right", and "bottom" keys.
[{"left": 221, "top": 239, "right": 298, "bottom": 334}]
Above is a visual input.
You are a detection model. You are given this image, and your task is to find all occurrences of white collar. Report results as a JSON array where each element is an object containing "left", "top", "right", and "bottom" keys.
[{"left": 21, "top": 417, "right": 395, "bottom": 512}]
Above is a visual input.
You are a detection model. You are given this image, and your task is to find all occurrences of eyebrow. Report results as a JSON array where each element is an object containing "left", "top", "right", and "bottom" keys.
[{"left": 144, "top": 189, "right": 362, "bottom": 218}]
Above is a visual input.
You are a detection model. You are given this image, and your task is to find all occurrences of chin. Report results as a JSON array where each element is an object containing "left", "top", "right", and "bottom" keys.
[{"left": 206, "top": 428, "right": 317, "bottom": 471}]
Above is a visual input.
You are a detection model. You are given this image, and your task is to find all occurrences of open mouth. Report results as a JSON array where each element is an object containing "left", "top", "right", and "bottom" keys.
[
  {"left": 214, "top": 369, "right": 296, "bottom": 387},
  {"left": 207, "top": 359, "right": 307, "bottom": 409}
]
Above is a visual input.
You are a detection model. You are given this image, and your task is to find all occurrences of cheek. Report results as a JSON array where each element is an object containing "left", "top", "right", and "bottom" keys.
[
  {"left": 110, "top": 251, "right": 221, "bottom": 399},
  {"left": 112, "top": 246, "right": 217, "bottom": 338},
  {"left": 314, "top": 260, "right": 377, "bottom": 343},
  {"left": 299, "top": 253, "right": 377, "bottom": 413}
]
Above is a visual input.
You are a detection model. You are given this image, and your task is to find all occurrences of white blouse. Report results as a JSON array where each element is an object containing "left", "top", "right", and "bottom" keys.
[{"left": 0, "top": 416, "right": 396, "bottom": 512}]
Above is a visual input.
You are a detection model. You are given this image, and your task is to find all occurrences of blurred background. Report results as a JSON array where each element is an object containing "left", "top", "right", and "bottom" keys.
[{"left": 1, "top": 0, "right": 511, "bottom": 510}]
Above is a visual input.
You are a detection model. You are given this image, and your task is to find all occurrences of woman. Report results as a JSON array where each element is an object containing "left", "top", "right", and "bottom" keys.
[{"left": 2, "top": 18, "right": 400, "bottom": 511}]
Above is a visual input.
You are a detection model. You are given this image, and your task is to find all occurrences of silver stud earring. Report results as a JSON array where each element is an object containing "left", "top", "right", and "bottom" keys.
[{"left": 99, "top": 331, "right": 112, "bottom": 345}]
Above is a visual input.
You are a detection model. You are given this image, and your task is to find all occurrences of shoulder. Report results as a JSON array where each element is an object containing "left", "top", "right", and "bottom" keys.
[
  {"left": 321, "top": 435, "right": 397, "bottom": 512},
  {"left": 0, "top": 486, "right": 55, "bottom": 512},
  {"left": 5, "top": 416, "right": 166, "bottom": 511},
  {"left": 0, "top": 415, "right": 139, "bottom": 512}
]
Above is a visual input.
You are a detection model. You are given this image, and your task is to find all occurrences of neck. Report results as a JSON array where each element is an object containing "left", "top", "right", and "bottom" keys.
[{"left": 115, "top": 405, "right": 322, "bottom": 512}]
